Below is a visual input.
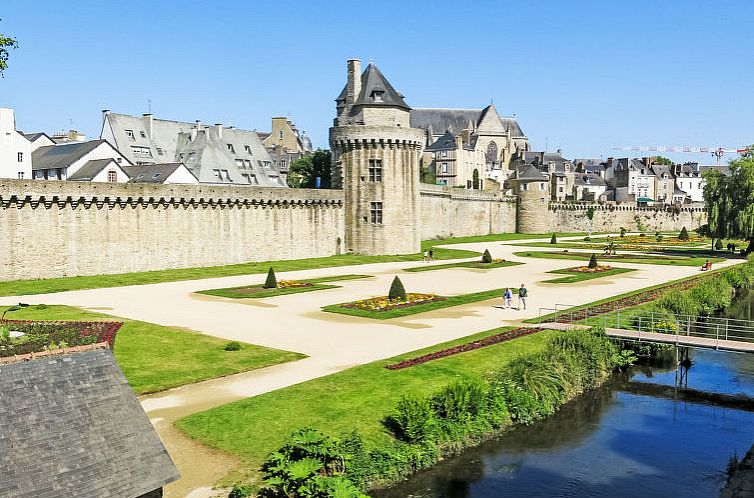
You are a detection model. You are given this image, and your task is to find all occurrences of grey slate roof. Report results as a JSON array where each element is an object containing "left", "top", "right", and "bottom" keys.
[
  {"left": 67, "top": 158, "right": 118, "bottom": 181},
  {"left": 425, "top": 130, "right": 457, "bottom": 151},
  {"left": 509, "top": 163, "right": 549, "bottom": 181},
  {"left": 409, "top": 108, "right": 525, "bottom": 138},
  {"left": 31, "top": 140, "right": 106, "bottom": 171},
  {"left": 574, "top": 173, "right": 607, "bottom": 187},
  {"left": 0, "top": 349, "right": 179, "bottom": 497},
  {"left": 123, "top": 163, "right": 197, "bottom": 184},
  {"left": 699, "top": 164, "right": 731, "bottom": 176},
  {"left": 337, "top": 63, "right": 411, "bottom": 111}
]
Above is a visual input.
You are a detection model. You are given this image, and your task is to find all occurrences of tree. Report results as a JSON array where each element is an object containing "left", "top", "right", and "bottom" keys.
[
  {"left": 287, "top": 150, "right": 332, "bottom": 189},
  {"left": 585, "top": 206, "right": 596, "bottom": 237},
  {"left": 550, "top": 233, "right": 557, "bottom": 244},
  {"left": 263, "top": 267, "right": 277, "bottom": 289},
  {"left": 651, "top": 156, "right": 673, "bottom": 166},
  {"left": 0, "top": 20, "right": 18, "bottom": 77},
  {"left": 678, "top": 227, "right": 689, "bottom": 241},
  {"left": 588, "top": 253, "right": 598, "bottom": 269},
  {"left": 472, "top": 169, "right": 480, "bottom": 190},
  {"left": 481, "top": 249, "right": 493, "bottom": 263},
  {"left": 388, "top": 276, "right": 406, "bottom": 301},
  {"left": 420, "top": 159, "right": 436, "bottom": 185}
]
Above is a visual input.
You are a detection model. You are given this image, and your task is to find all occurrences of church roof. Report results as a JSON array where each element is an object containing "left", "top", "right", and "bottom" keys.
[
  {"left": 0, "top": 349, "right": 179, "bottom": 497},
  {"left": 410, "top": 108, "right": 526, "bottom": 138},
  {"left": 352, "top": 63, "right": 410, "bottom": 110}
]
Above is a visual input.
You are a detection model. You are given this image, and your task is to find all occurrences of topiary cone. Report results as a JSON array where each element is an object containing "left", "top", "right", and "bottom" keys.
[
  {"left": 263, "top": 267, "right": 277, "bottom": 289},
  {"left": 481, "top": 249, "right": 493, "bottom": 263},
  {"left": 679, "top": 227, "right": 689, "bottom": 241},
  {"left": 550, "top": 233, "right": 557, "bottom": 244},
  {"left": 388, "top": 276, "right": 407, "bottom": 301},
  {"left": 588, "top": 253, "right": 598, "bottom": 269}
]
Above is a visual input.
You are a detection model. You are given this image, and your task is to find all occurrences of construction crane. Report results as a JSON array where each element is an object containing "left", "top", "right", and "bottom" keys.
[{"left": 612, "top": 145, "right": 749, "bottom": 164}]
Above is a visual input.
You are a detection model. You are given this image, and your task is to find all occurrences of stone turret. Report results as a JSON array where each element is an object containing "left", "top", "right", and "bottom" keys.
[
  {"left": 330, "top": 59, "right": 424, "bottom": 255},
  {"left": 508, "top": 160, "right": 550, "bottom": 233}
]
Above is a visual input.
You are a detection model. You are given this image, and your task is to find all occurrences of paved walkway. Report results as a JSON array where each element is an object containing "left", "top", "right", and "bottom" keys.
[{"left": 0, "top": 235, "right": 740, "bottom": 497}]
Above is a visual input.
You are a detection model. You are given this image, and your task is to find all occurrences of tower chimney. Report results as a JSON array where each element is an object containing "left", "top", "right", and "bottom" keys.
[
  {"left": 214, "top": 123, "right": 223, "bottom": 139},
  {"left": 346, "top": 59, "right": 362, "bottom": 105}
]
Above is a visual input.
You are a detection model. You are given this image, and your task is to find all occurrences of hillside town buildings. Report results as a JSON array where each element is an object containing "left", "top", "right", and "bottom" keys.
[{"left": 257, "top": 116, "right": 313, "bottom": 182}]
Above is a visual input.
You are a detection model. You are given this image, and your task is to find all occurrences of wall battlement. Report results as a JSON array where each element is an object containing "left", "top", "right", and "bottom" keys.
[{"left": 548, "top": 201, "right": 705, "bottom": 214}]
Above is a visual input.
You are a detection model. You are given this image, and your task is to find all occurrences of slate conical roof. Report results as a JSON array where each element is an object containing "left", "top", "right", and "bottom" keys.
[{"left": 353, "top": 63, "right": 411, "bottom": 110}]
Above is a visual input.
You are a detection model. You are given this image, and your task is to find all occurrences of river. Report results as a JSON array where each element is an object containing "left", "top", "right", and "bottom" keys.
[{"left": 373, "top": 297, "right": 754, "bottom": 498}]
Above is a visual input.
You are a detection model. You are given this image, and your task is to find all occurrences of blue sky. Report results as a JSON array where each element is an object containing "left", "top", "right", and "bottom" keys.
[{"left": 1, "top": 0, "right": 752, "bottom": 163}]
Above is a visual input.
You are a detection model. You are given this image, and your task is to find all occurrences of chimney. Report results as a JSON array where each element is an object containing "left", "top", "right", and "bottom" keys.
[
  {"left": 346, "top": 58, "right": 362, "bottom": 105},
  {"left": 214, "top": 123, "right": 223, "bottom": 139},
  {"left": 142, "top": 113, "right": 153, "bottom": 138},
  {"left": 195, "top": 119, "right": 201, "bottom": 129},
  {"left": 606, "top": 157, "right": 614, "bottom": 167},
  {"left": 642, "top": 157, "right": 650, "bottom": 167}
]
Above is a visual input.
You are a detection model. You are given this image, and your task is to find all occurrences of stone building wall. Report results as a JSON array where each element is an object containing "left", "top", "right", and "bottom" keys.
[
  {"left": 545, "top": 202, "right": 707, "bottom": 233},
  {"left": 419, "top": 184, "right": 516, "bottom": 240},
  {"left": 0, "top": 179, "right": 344, "bottom": 281}
]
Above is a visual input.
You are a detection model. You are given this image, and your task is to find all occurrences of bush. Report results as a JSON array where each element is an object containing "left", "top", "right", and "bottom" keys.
[
  {"left": 224, "top": 341, "right": 242, "bottom": 351},
  {"left": 481, "top": 249, "right": 493, "bottom": 263},
  {"left": 631, "top": 304, "right": 678, "bottom": 334},
  {"left": 550, "top": 234, "right": 557, "bottom": 244},
  {"left": 656, "top": 235, "right": 663, "bottom": 242},
  {"left": 263, "top": 267, "right": 277, "bottom": 289},
  {"left": 678, "top": 227, "right": 690, "bottom": 241},
  {"left": 583, "top": 236, "right": 591, "bottom": 242},
  {"left": 388, "top": 276, "right": 407, "bottom": 301},
  {"left": 432, "top": 377, "right": 489, "bottom": 423},
  {"left": 657, "top": 290, "right": 701, "bottom": 318},
  {"left": 588, "top": 254, "right": 598, "bottom": 269},
  {"left": 690, "top": 277, "right": 733, "bottom": 315},
  {"left": 715, "top": 239, "right": 724, "bottom": 251},
  {"left": 387, "top": 395, "right": 436, "bottom": 444},
  {"left": 228, "top": 484, "right": 254, "bottom": 498},
  {"left": 620, "top": 227, "right": 626, "bottom": 237}
]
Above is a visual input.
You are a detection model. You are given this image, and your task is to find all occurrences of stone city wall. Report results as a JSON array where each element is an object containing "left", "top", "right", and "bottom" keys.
[
  {"left": 545, "top": 202, "right": 707, "bottom": 233},
  {"left": 0, "top": 180, "right": 344, "bottom": 281},
  {"left": 419, "top": 184, "right": 517, "bottom": 240}
]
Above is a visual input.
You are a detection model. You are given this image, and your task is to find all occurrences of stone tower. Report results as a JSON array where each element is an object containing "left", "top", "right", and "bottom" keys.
[
  {"left": 330, "top": 59, "right": 424, "bottom": 255},
  {"left": 508, "top": 160, "right": 550, "bottom": 233}
]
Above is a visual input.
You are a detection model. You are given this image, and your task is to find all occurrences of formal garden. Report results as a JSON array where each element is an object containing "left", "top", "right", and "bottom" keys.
[
  {"left": 514, "top": 249, "right": 724, "bottom": 267},
  {"left": 0, "top": 304, "right": 304, "bottom": 394},
  {"left": 542, "top": 254, "right": 636, "bottom": 283},
  {"left": 322, "top": 276, "right": 514, "bottom": 320},
  {"left": 197, "top": 270, "right": 372, "bottom": 299},
  {"left": 403, "top": 249, "right": 522, "bottom": 272}
]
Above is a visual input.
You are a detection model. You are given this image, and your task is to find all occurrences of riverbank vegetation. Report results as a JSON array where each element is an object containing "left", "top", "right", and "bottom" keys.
[
  {"left": 178, "top": 327, "right": 632, "bottom": 497},
  {"left": 0, "top": 305, "right": 304, "bottom": 394}
]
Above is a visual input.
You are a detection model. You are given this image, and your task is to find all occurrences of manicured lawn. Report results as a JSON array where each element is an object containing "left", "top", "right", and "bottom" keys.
[
  {"left": 543, "top": 267, "right": 636, "bottom": 284},
  {"left": 403, "top": 260, "right": 523, "bottom": 272},
  {"left": 422, "top": 232, "right": 585, "bottom": 247},
  {"left": 176, "top": 327, "right": 554, "bottom": 469},
  {"left": 322, "top": 288, "right": 511, "bottom": 319},
  {"left": 0, "top": 244, "right": 477, "bottom": 297},
  {"left": 510, "top": 241, "right": 712, "bottom": 252},
  {"left": 513, "top": 250, "right": 725, "bottom": 267},
  {"left": 0, "top": 305, "right": 305, "bottom": 394},
  {"left": 196, "top": 274, "right": 372, "bottom": 299}
]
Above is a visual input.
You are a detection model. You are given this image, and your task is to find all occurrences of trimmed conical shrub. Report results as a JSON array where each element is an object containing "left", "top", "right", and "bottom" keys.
[
  {"left": 715, "top": 239, "right": 723, "bottom": 251},
  {"left": 263, "top": 267, "right": 277, "bottom": 289},
  {"left": 481, "top": 249, "right": 493, "bottom": 263},
  {"left": 550, "top": 233, "right": 557, "bottom": 244},
  {"left": 388, "top": 276, "right": 407, "bottom": 301},
  {"left": 620, "top": 227, "right": 626, "bottom": 237},
  {"left": 679, "top": 227, "right": 690, "bottom": 241},
  {"left": 588, "top": 253, "right": 599, "bottom": 269}
]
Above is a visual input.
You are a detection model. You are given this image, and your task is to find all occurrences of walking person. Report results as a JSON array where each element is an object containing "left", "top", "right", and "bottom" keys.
[
  {"left": 517, "top": 283, "right": 528, "bottom": 310},
  {"left": 429, "top": 249, "right": 434, "bottom": 261},
  {"left": 503, "top": 287, "right": 513, "bottom": 308},
  {"left": 422, "top": 249, "right": 429, "bottom": 262}
]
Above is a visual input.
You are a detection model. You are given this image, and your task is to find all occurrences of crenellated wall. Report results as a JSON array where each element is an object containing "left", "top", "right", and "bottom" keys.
[
  {"left": 418, "top": 184, "right": 516, "bottom": 240},
  {"left": 0, "top": 180, "right": 344, "bottom": 281},
  {"left": 545, "top": 202, "right": 707, "bottom": 233}
]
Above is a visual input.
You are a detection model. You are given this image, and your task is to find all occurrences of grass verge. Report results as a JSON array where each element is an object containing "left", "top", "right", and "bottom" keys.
[
  {"left": 0, "top": 304, "right": 304, "bottom": 394},
  {"left": 403, "top": 260, "right": 523, "bottom": 273},
  {"left": 514, "top": 250, "right": 725, "bottom": 267},
  {"left": 543, "top": 267, "right": 636, "bottom": 284},
  {"left": 322, "top": 288, "right": 511, "bottom": 319},
  {"left": 196, "top": 274, "right": 371, "bottom": 299},
  {"left": 175, "top": 327, "right": 553, "bottom": 469}
]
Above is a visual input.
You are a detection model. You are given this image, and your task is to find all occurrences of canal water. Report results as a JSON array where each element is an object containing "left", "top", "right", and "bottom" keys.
[{"left": 374, "top": 297, "right": 754, "bottom": 498}]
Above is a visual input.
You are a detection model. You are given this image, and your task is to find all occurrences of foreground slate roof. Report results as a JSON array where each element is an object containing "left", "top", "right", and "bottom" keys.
[
  {"left": 31, "top": 140, "right": 105, "bottom": 171},
  {"left": 67, "top": 158, "right": 116, "bottom": 181},
  {"left": 0, "top": 348, "right": 179, "bottom": 498}
]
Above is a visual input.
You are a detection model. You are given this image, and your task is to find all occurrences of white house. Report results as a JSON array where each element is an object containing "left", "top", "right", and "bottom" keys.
[
  {"left": 123, "top": 163, "right": 199, "bottom": 184},
  {"left": 0, "top": 108, "right": 32, "bottom": 179},
  {"left": 32, "top": 139, "right": 132, "bottom": 182},
  {"left": 673, "top": 162, "right": 704, "bottom": 202}
]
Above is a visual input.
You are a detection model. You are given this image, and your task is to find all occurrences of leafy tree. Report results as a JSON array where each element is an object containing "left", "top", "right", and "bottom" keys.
[
  {"left": 715, "top": 239, "right": 724, "bottom": 251},
  {"left": 481, "top": 249, "right": 493, "bottom": 263},
  {"left": 420, "top": 160, "right": 436, "bottom": 184},
  {"left": 678, "top": 227, "right": 689, "bottom": 241},
  {"left": 588, "top": 254, "right": 598, "bottom": 269},
  {"left": 287, "top": 150, "right": 332, "bottom": 189},
  {"left": 264, "top": 267, "right": 277, "bottom": 289},
  {"left": 388, "top": 276, "right": 406, "bottom": 301},
  {"left": 550, "top": 233, "right": 557, "bottom": 244},
  {"left": 0, "top": 20, "right": 18, "bottom": 77},
  {"left": 585, "top": 206, "right": 596, "bottom": 237},
  {"left": 651, "top": 156, "right": 673, "bottom": 166}
]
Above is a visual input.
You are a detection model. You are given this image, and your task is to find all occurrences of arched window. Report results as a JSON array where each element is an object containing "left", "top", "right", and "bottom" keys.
[{"left": 485, "top": 142, "right": 498, "bottom": 170}]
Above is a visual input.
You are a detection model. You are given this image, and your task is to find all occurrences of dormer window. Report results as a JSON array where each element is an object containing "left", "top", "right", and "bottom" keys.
[
  {"left": 372, "top": 90, "right": 385, "bottom": 103},
  {"left": 227, "top": 143, "right": 235, "bottom": 154}
]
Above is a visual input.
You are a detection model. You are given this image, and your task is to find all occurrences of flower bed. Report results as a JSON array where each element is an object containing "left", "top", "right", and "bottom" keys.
[
  {"left": 385, "top": 327, "right": 537, "bottom": 370},
  {"left": 569, "top": 264, "right": 613, "bottom": 273},
  {"left": 343, "top": 293, "right": 444, "bottom": 312},
  {"left": 276, "top": 280, "right": 313, "bottom": 289},
  {"left": 0, "top": 320, "right": 122, "bottom": 357}
]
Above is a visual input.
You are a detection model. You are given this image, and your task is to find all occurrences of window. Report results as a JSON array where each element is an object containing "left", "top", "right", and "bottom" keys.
[
  {"left": 539, "top": 182, "right": 545, "bottom": 190},
  {"left": 441, "top": 162, "right": 448, "bottom": 174},
  {"left": 213, "top": 169, "right": 222, "bottom": 180},
  {"left": 157, "top": 148, "right": 164, "bottom": 156},
  {"left": 559, "top": 186, "right": 564, "bottom": 193},
  {"left": 107, "top": 170, "right": 117, "bottom": 183},
  {"left": 17, "top": 171, "right": 24, "bottom": 179},
  {"left": 521, "top": 183, "right": 528, "bottom": 191},
  {"left": 152, "top": 173, "right": 161, "bottom": 179},
  {"left": 244, "top": 145, "right": 252, "bottom": 154},
  {"left": 244, "top": 159, "right": 252, "bottom": 167},
  {"left": 227, "top": 143, "right": 235, "bottom": 154},
  {"left": 235, "top": 159, "right": 244, "bottom": 167},
  {"left": 372, "top": 90, "right": 384, "bottom": 102},
  {"left": 17, "top": 152, "right": 23, "bottom": 162},
  {"left": 125, "top": 129, "right": 135, "bottom": 141},
  {"left": 441, "top": 150, "right": 448, "bottom": 158},
  {"left": 116, "top": 157, "right": 122, "bottom": 164},
  {"left": 221, "top": 169, "right": 231, "bottom": 181},
  {"left": 279, "top": 130, "right": 284, "bottom": 139},
  {"left": 368, "top": 159, "right": 383, "bottom": 182},
  {"left": 139, "top": 130, "right": 146, "bottom": 138},
  {"left": 188, "top": 151, "right": 196, "bottom": 161},
  {"left": 130, "top": 146, "right": 152, "bottom": 156},
  {"left": 370, "top": 202, "right": 383, "bottom": 224}
]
